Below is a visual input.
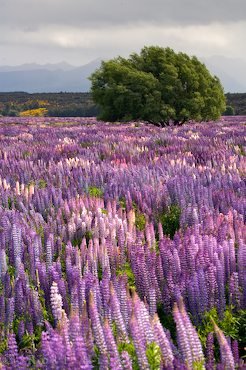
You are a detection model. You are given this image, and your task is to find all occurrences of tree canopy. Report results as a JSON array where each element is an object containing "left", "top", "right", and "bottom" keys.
[{"left": 90, "top": 46, "right": 226, "bottom": 125}]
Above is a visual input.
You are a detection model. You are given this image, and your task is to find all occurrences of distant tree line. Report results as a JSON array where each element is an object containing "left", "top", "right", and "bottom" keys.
[
  {"left": 225, "top": 93, "right": 246, "bottom": 115},
  {"left": 0, "top": 92, "right": 99, "bottom": 117},
  {"left": 0, "top": 91, "right": 245, "bottom": 117}
]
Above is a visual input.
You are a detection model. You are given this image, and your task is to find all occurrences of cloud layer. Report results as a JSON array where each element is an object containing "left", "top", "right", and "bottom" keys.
[
  {"left": 0, "top": 0, "right": 245, "bottom": 69},
  {"left": 1, "top": 0, "right": 246, "bottom": 28}
]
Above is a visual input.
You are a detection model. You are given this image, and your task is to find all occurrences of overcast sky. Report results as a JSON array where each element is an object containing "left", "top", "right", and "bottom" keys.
[{"left": 0, "top": 0, "right": 246, "bottom": 66}]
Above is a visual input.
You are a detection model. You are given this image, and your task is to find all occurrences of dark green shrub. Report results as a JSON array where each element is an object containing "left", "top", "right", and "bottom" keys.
[
  {"left": 223, "top": 105, "right": 235, "bottom": 116},
  {"left": 159, "top": 205, "right": 181, "bottom": 239}
]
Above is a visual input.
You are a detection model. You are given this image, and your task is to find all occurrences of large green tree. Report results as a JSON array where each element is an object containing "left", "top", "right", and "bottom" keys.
[{"left": 90, "top": 46, "right": 226, "bottom": 125}]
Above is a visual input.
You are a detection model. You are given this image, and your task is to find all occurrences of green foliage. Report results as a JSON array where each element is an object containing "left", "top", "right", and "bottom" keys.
[
  {"left": 219, "top": 308, "right": 240, "bottom": 339},
  {"left": 1, "top": 101, "right": 20, "bottom": 116},
  {"left": 155, "top": 138, "right": 168, "bottom": 147},
  {"left": 23, "top": 151, "right": 32, "bottom": 159},
  {"left": 88, "top": 186, "right": 104, "bottom": 198},
  {"left": 80, "top": 141, "right": 93, "bottom": 148},
  {"left": 238, "top": 144, "right": 246, "bottom": 156},
  {"left": 47, "top": 103, "right": 99, "bottom": 117},
  {"left": 60, "top": 242, "right": 66, "bottom": 276},
  {"left": 38, "top": 179, "right": 47, "bottom": 189},
  {"left": 35, "top": 225, "right": 45, "bottom": 246},
  {"left": 7, "top": 197, "right": 13, "bottom": 209},
  {"left": 111, "top": 321, "right": 118, "bottom": 338},
  {"left": 97, "top": 264, "right": 103, "bottom": 281},
  {"left": 90, "top": 58, "right": 163, "bottom": 122},
  {"left": 197, "top": 306, "right": 246, "bottom": 355},
  {"left": 226, "top": 92, "right": 246, "bottom": 115},
  {"left": 157, "top": 304, "right": 176, "bottom": 341},
  {"left": 135, "top": 211, "right": 146, "bottom": 231},
  {"left": 146, "top": 342, "right": 161, "bottom": 370},
  {"left": 0, "top": 92, "right": 99, "bottom": 118},
  {"left": 71, "top": 237, "right": 81, "bottom": 247},
  {"left": 18, "top": 333, "right": 36, "bottom": 351},
  {"left": 12, "top": 310, "right": 46, "bottom": 353},
  {"left": 223, "top": 105, "right": 235, "bottom": 116},
  {"left": 38, "top": 287, "right": 53, "bottom": 323},
  {"left": 84, "top": 230, "right": 93, "bottom": 244},
  {"left": 90, "top": 46, "right": 226, "bottom": 125},
  {"left": 159, "top": 205, "right": 181, "bottom": 239},
  {"left": 119, "top": 197, "right": 127, "bottom": 210},
  {"left": 116, "top": 262, "right": 135, "bottom": 289},
  {"left": 71, "top": 230, "right": 93, "bottom": 247},
  {"left": 118, "top": 341, "right": 139, "bottom": 370},
  {"left": 6, "top": 196, "right": 17, "bottom": 210},
  {"left": 237, "top": 309, "right": 246, "bottom": 352},
  {"left": 13, "top": 316, "right": 25, "bottom": 335},
  {"left": 13, "top": 317, "right": 36, "bottom": 353},
  {"left": 130, "top": 200, "right": 147, "bottom": 231},
  {"left": 91, "top": 345, "right": 100, "bottom": 370},
  {"left": 8, "top": 265, "right": 16, "bottom": 278},
  {"left": 192, "top": 361, "right": 205, "bottom": 370},
  {"left": 0, "top": 338, "right": 7, "bottom": 354}
]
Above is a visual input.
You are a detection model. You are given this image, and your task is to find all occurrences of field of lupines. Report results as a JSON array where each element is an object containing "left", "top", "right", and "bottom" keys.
[{"left": 0, "top": 116, "right": 245, "bottom": 369}]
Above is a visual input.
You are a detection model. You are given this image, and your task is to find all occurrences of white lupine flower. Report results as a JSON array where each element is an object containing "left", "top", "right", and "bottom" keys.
[{"left": 50, "top": 282, "right": 63, "bottom": 323}]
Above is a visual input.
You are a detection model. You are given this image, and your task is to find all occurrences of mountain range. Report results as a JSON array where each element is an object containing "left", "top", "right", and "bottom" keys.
[
  {"left": 0, "top": 56, "right": 245, "bottom": 93},
  {"left": 0, "top": 59, "right": 101, "bottom": 93}
]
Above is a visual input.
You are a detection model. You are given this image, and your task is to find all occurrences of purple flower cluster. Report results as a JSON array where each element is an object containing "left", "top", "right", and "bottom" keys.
[{"left": 0, "top": 116, "right": 245, "bottom": 368}]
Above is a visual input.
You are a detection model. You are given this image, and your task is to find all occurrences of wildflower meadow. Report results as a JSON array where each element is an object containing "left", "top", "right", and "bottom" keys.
[{"left": 0, "top": 116, "right": 245, "bottom": 369}]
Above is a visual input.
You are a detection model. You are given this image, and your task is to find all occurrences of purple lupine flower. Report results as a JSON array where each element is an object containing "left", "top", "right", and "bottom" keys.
[
  {"left": 109, "top": 281, "right": 128, "bottom": 340},
  {"left": 121, "top": 351, "right": 133, "bottom": 370},
  {"left": 129, "top": 312, "right": 149, "bottom": 370},
  {"left": 178, "top": 298, "right": 204, "bottom": 365},
  {"left": 231, "top": 340, "right": 239, "bottom": 366},
  {"left": 152, "top": 314, "right": 174, "bottom": 367},
  {"left": 173, "top": 302, "right": 193, "bottom": 368},
  {"left": 0, "top": 115, "right": 245, "bottom": 368},
  {"left": 117, "top": 275, "right": 130, "bottom": 329},
  {"left": 73, "top": 335, "right": 92, "bottom": 369},
  {"left": 134, "top": 296, "right": 155, "bottom": 344},
  {"left": 229, "top": 272, "right": 241, "bottom": 309},
  {"left": 88, "top": 291, "right": 107, "bottom": 355},
  {"left": 212, "top": 319, "right": 235, "bottom": 370},
  {"left": 103, "top": 319, "right": 123, "bottom": 369},
  {"left": 6, "top": 297, "right": 15, "bottom": 327},
  {"left": 11, "top": 224, "right": 22, "bottom": 275},
  {"left": 6, "top": 332, "right": 18, "bottom": 366},
  {"left": 205, "top": 333, "right": 214, "bottom": 370},
  {"left": 41, "top": 331, "right": 57, "bottom": 369}
]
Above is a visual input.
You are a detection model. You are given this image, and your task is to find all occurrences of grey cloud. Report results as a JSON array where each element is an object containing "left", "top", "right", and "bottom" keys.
[
  {"left": 0, "top": 0, "right": 245, "bottom": 89},
  {"left": 0, "top": 0, "right": 246, "bottom": 30},
  {"left": 0, "top": 21, "right": 245, "bottom": 64},
  {"left": 23, "top": 26, "right": 40, "bottom": 33}
]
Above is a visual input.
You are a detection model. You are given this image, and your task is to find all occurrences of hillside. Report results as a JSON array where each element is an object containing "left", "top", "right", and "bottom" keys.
[
  {"left": 0, "top": 60, "right": 101, "bottom": 93},
  {"left": 0, "top": 91, "right": 246, "bottom": 117},
  {"left": 226, "top": 93, "right": 246, "bottom": 115}
]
